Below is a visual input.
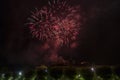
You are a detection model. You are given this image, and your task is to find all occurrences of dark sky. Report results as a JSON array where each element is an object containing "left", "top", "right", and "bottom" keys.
[{"left": 1, "top": 0, "right": 120, "bottom": 66}]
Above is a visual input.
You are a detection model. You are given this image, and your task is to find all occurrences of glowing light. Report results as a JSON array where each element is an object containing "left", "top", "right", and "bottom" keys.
[
  {"left": 78, "top": 74, "right": 81, "bottom": 77},
  {"left": 91, "top": 67, "right": 95, "bottom": 72},
  {"left": 18, "top": 71, "right": 22, "bottom": 76},
  {"left": 75, "top": 74, "right": 81, "bottom": 79}
]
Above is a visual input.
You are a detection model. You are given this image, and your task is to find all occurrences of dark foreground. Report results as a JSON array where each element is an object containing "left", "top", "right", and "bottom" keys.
[{"left": 0, "top": 65, "right": 120, "bottom": 80}]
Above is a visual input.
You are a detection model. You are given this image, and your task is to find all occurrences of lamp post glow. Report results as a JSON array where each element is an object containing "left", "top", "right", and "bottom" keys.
[
  {"left": 91, "top": 67, "right": 95, "bottom": 72},
  {"left": 18, "top": 72, "right": 22, "bottom": 76}
]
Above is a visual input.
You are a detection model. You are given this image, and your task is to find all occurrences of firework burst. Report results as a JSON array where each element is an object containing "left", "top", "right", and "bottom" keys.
[{"left": 27, "top": 0, "right": 82, "bottom": 46}]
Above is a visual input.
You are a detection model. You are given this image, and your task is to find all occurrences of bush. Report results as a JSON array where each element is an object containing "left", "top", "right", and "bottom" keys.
[
  {"left": 64, "top": 67, "right": 77, "bottom": 79},
  {"left": 24, "top": 70, "right": 36, "bottom": 80},
  {"left": 114, "top": 66, "right": 120, "bottom": 77},
  {"left": 49, "top": 67, "right": 63, "bottom": 80},
  {"left": 36, "top": 69, "right": 48, "bottom": 80},
  {"left": 96, "top": 66, "right": 112, "bottom": 80},
  {"left": 4, "top": 72, "right": 12, "bottom": 80},
  {"left": 80, "top": 68, "right": 94, "bottom": 80}
]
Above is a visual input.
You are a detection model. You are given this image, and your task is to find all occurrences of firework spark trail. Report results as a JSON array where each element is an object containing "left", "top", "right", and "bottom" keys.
[{"left": 28, "top": 0, "right": 82, "bottom": 47}]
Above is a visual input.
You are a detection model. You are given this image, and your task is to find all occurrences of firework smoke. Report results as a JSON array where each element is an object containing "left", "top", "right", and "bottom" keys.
[{"left": 27, "top": 0, "right": 83, "bottom": 64}]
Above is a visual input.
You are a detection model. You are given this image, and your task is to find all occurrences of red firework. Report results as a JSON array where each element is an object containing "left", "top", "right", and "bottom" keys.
[{"left": 27, "top": 0, "right": 82, "bottom": 46}]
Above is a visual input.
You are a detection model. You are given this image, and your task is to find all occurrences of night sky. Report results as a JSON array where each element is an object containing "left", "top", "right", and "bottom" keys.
[{"left": 1, "top": 0, "right": 120, "bottom": 66}]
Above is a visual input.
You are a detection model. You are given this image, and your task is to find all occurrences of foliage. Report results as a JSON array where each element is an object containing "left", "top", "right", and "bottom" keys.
[{"left": 49, "top": 67, "right": 63, "bottom": 79}]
